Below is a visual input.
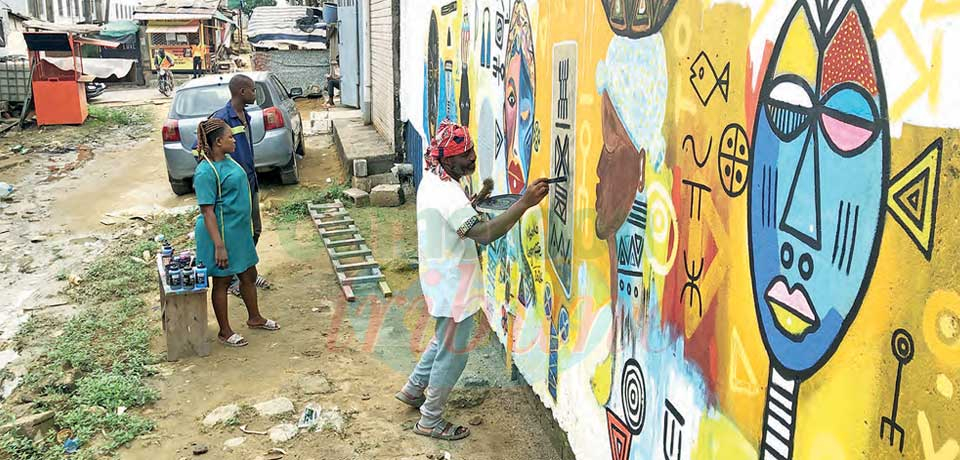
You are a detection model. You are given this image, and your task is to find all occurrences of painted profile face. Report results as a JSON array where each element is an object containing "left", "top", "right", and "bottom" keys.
[
  {"left": 504, "top": 0, "right": 535, "bottom": 194},
  {"left": 749, "top": 1, "right": 888, "bottom": 377},
  {"left": 595, "top": 92, "right": 643, "bottom": 241},
  {"left": 600, "top": 0, "right": 677, "bottom": 38}
]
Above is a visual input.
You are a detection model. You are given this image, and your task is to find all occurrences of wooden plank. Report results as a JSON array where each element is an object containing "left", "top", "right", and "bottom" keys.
[
  {"left": 309, "top": 200, "right": 343, "bottom": 210},
  {"left": 316, "top": 218, "right": 355, "bottom": 226},
  {"left": 320, "top": 226, "right": 359, "bottom": 237},
  {"left": 324, "top": 237, "right": 364, "bottom": 248},
  {"left": 379, "top": 281, "right": 393, "bottom": 297},
  {"left": 342, "top": 284, "right": 356, "bottom": 302},
  {"left": 315, "top": 210, "right": 350, "bottom": 218},
  {"left": 329, "top": 247, "right": 372, "bottom": 259},
  {"left": 341, "top": 274, "right": 385, "bottom": 285},
  {"left": 333, "top": 260, "right": 380, "bottom": 271}
]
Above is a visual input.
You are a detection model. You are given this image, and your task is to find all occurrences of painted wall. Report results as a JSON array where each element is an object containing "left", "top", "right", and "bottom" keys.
[{"left": 399, "top": 1, "right": 960, "bottom": 459}]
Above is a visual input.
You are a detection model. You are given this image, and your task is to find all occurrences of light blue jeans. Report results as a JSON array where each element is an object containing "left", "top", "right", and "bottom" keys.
[{"left": 402, "top": 313, "right": 476, "bottom": 428}]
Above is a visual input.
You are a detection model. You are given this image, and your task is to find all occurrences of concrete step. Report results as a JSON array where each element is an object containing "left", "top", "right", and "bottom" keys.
[{"left": 332, "top": 118, "right": 395, "bottom": 178}]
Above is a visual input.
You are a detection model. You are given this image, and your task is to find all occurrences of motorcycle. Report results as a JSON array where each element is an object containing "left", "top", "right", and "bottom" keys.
[
  {"left": 158, "top": 68, "right": 174, "bottom": 97},
  {"left": 85, "top": 82, "right": 106, "bottom": 100}
]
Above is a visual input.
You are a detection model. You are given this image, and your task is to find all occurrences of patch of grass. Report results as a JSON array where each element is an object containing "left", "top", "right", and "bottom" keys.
[
  {"left": 11, "top": 314, "right": 60, "bottom": 352},
  {"left": 272, "top": 182, "right": 348, "bottom": 224},
  {"left": 87, "top": 106, "right": 149, "bottom": 127},
  {"left": 154, "top": 212, "right": 196, "bottom": 247},
  {"left": 0, "top": 215, "right": 197, "bottom": 459}
]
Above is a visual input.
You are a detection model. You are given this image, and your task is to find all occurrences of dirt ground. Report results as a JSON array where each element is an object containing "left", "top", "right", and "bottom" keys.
[{"left": 0, "top": 99, "right": 562, "bottom": 459}]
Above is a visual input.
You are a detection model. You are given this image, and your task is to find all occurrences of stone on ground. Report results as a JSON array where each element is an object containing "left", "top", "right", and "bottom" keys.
[
  {"left": 342, "top": 188, "right": 369, "bottom": 207},
  {"left": 299, "top": 374, "right": 336, "bottom": 395},
  {"left": 370, "top": 184, "right": 402, "bottom": 207},
  {"left": 201, "top": 404, "right": 239, "bottom": 427},
  {"left": 0, "top": 410, "right": 54, "bottom": 438},
  {"left": 254, "top": 397, "right": 295, "bottom": 417},
  {"left": 353, "top": 159, "right": 368, "bottom": 177},
  {"left": 352, "top": 172, "right": 399, "bottom": 193},
  {"left": 268, "top": 423, "right": 299, "bottom": 443},
  {"left": 223, "top": 437, "right": 246, "bottom": 449}
]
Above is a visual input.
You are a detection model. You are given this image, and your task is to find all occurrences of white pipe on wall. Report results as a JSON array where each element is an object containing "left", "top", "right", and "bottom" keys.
[{"left": 361, "top": 0, "right": 372, "bottom": 124}]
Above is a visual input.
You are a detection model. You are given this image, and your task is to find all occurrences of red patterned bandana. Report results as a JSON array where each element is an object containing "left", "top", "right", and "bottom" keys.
[{"left": 425, "top": 120, "right": 474, "bottom": 181}]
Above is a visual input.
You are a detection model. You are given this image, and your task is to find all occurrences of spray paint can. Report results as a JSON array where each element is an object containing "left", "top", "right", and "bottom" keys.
[
  {"left": 169, "top": 262, "right": 183, "bottom": 291},
  {"left": 182, "top": 264, "right": 195, "bottom": 289},
  {"left": 161, "top": 243, "right": 173, "bottom": 265},
  {"left": 195, "top": 262, "right": 208, "bottom": 289},
  {"left": 165, "top": 263, "right": 175, "bottom": 286}
]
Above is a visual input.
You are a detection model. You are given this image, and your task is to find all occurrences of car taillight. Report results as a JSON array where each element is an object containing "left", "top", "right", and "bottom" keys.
[
  {"left": 263, "top": 107, "right": 285, "bottom": 131},
  {"left": 162, "top": 119, "right": 180, "bottom": 142}
]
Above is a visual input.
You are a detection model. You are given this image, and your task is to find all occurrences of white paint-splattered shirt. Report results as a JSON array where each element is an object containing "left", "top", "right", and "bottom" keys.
[{"left": 417, "top": 171, "right": 484, "bottom": 322}]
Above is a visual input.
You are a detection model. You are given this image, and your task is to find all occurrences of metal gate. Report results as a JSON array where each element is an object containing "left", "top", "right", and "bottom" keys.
[{"left": 337, "top": 0, "right": 360, "bottom": 108}]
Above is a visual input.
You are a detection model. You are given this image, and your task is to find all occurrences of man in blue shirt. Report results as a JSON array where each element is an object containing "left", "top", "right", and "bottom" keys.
[{"left": 193, "top": 74, "right": 270, "bottom": 293}]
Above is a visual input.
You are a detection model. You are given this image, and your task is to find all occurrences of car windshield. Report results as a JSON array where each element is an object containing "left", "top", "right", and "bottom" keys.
[{"left": 172, "top": 83, "right": 267, "bottom": 118}]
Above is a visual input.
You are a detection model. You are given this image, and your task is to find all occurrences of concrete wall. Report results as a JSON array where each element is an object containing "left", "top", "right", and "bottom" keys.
[
  {"left": 399, "top": 1, "right": 960, "bottom": 459},
  {"left": 252, "top": 49, "right": 331, "bottom": 96},
  {"left": 369, "top": 0, "right": 397, "bottom": 149}
]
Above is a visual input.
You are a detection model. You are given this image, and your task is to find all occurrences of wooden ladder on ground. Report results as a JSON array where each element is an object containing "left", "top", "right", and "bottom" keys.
[{"left": 309, "top": 200, "right": 392, "bottom": 301}]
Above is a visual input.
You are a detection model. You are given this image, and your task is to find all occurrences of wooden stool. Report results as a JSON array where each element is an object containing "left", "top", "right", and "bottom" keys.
[{"left": 157, "top": 255, "right": 210, "bottom": 361}]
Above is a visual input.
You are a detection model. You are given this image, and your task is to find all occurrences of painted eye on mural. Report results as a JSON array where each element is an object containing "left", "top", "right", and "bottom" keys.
[
  {"left": 820, "top": 84, "right": 880, "bottom": 157},
  {"left": 764, "top": 77, "right": 814, "bottom": 142},
  {"left": 507, "top": 85, "right": 517, "bottom": 107}
]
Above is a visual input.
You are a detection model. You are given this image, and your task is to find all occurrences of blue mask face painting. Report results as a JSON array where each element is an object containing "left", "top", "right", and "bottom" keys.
[{"left": 749, "top": 1, "right": 889, "bottom": 378}]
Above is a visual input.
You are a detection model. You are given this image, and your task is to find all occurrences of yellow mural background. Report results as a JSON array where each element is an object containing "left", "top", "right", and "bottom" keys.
[{"left": 407, "top": 0, "right": 960, "bottom": 458}]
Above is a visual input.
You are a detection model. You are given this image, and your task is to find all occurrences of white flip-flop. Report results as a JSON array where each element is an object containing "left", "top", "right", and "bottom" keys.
[
  {"left": 248, "top": 319, "right": 280, "bottom": 331},
  {"left": 218, "top": 333, "right": 248, "bottom": 347}
]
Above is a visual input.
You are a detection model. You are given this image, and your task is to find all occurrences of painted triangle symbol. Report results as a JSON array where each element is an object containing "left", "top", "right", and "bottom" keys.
[
  {"left": 893, "top": 169, "right": 929, "bottom": 230},
  {"left": 887, "top": 138, "right": 943, "bottom": 261},
  {"left": 606, "top": 409, "right": 632, "bottom": 460},
  {"left": 907, "top": 189, "right": 920, "bottom": 211}
]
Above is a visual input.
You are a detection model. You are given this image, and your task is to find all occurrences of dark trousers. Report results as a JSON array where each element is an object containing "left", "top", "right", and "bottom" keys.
[
  {"left": 193, "top": 57, "right": 202, "bottom": 78},
  {"left": 327, "top": 78, "right": 340, "bottom": 102}
]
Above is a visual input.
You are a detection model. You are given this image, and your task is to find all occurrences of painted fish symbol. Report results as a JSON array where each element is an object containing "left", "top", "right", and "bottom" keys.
[{"left": 689, "top": 51, "right": 730, "bottom": 107}]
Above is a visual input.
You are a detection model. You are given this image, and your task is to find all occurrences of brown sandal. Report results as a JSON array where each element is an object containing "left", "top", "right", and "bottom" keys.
[
  {"left": 413, "top": 420, "right": 470, "bottom": 441},
  {"left": 395, "top": 390, "right": 426, "bottom": 409}
]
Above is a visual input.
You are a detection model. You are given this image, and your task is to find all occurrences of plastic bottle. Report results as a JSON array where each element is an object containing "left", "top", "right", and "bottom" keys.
[
  {"left": 195, "top": 262, "right": 208, "bottom": 289},
  {"left": 165, "top": 263, "right": 176, "bottom": 286},
  {"left": 161, "top": 243, "right": 173, "bottom": 265},
  {"left": 169, "top": 262, "right": 183, "bottom": 291},
  {"left": 182, "top": 264, "right": 195, "bottom": 289}
]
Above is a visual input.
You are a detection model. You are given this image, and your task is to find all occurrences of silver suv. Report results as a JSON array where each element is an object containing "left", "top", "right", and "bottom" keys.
[{"left": 162, "top": 72, "right": 304, "bottom": 195}]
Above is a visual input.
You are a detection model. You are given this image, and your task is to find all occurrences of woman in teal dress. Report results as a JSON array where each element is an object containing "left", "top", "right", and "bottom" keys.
[{"left": 194, "top": 118, "right": 280, "bottom": 347}]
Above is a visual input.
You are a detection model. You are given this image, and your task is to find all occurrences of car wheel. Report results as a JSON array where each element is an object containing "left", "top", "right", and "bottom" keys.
[
  {"left": 280, "top": 151, "right": 300, "bottom": 185},
  {"left": 295, "top": 133, "right": 305, "bottom": 158},
  {"left": 170, "top": 177, "right": 194, "bottom": 196}
]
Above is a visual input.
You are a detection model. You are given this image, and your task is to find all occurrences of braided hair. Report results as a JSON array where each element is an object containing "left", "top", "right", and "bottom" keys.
[{"left": 196, "top": 118, "right": 231, "bottom": 159}]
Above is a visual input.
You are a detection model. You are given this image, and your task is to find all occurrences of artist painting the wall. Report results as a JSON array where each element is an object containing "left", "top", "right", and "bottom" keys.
[{"left": 395, "top": 121, "right": 549, "bottom": 441}]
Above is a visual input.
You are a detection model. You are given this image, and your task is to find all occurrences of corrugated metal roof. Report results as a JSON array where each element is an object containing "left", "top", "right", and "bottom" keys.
[
  {"left": 134, "top": 0, "right": 224, "bottom": 18},
  {"left": 137, "top": 0, "right": 222, "bottom": 10},
  {"left": 247, "top": 6, "right": 327, "bottom": 50},
  {"left": 24, "top": 20, "right": 103, "bottom": 34},
  {"left": 134, "top": 12, "right": 214, "bottom": 20}
]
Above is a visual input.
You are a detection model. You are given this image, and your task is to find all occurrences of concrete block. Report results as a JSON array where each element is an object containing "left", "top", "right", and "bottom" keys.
[
  {"left": 401, "top": 182, "right": 416, "bottom": 202},
  {"left": 370, "top": 184, "right": 402, "bottom": 207},
  {"left": 0, "top": 411, "right": 54, "bottom": 438},
  {"left": 353, "top": 159, "right": 368, "bottom": 177},
  {"left": 343, "top": 188, "right": 370, "bottom": 207},
  {"left": 352, "top": 172, "right": 399, "bottom": 193}
]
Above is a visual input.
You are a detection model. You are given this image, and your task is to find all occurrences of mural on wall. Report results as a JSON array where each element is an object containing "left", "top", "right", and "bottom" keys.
[
  {"left": 750, "top": 2, "right": 888, "bottom": 458},
  {"left": 399, "top": 0, "right": 960, "bottom": 459}
]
